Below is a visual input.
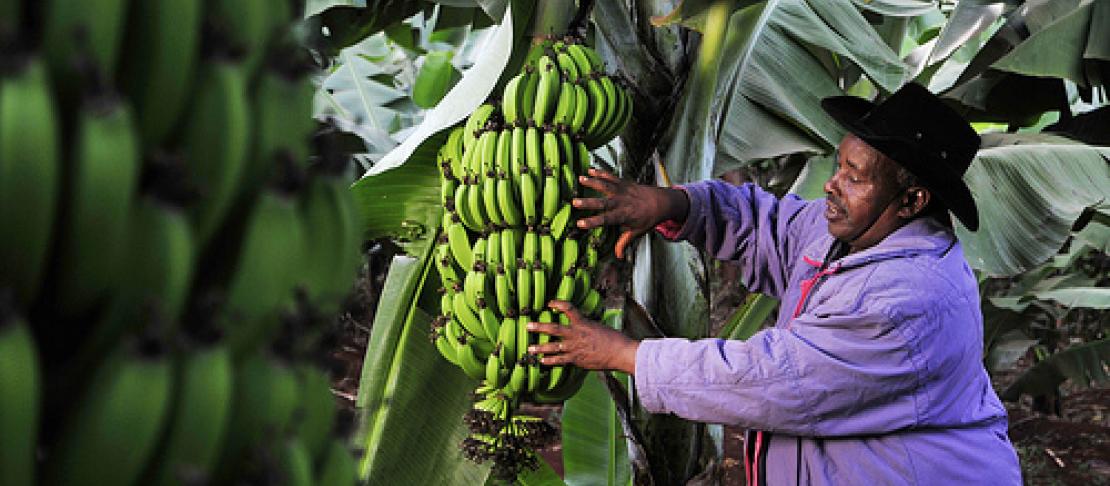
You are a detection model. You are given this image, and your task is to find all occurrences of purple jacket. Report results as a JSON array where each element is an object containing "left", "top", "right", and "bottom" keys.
[{"left": 635, "top": 181, "right": 1021, "bottom": 485}]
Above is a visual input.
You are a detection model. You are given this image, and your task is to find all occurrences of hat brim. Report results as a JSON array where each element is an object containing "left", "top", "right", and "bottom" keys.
[{"left": 821, "top": 96, "right": 980, "bottom": 231}]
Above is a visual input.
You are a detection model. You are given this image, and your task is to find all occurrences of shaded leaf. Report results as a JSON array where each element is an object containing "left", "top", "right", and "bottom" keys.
[
  {"left": 956, "top": 137, "right": 1110, "bottom": 276},
  {"left": 307, "top": 2, "right": 425, "bottom": 57},
  {"left": 1001, "top": 339, "right": 1110, "bottom": 400},
  {"left": 717, "top": 292, "right": 779, "bottom": 340}
]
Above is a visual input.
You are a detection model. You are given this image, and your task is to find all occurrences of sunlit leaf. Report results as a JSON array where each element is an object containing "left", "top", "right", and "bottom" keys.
[
  {"left": 563, "top": 372, "right": 632, "bottom": 486},
  {"left": 363, "top": 3, "right": 516, "bottom": 178},
  {"left": 956, "top": 136, "right": 1110, "bottom": 276},
  {"left": 714, "top": 0, "right": 909, "bottom": 172},
  {"left": 356, "top": 253, "right": 491, "bottom": 484},
  {"left": 849, "top": 0, "right": 935, "bottom": 17},
  {"left": 991, "top": 0, "right": 1095, "bottom": 86},
  {"left": 412, "top": 51, "right": 462, "bottom": 108},
  {"left": 1032, "top": 287, "right": 1110, "bottom": 310}
]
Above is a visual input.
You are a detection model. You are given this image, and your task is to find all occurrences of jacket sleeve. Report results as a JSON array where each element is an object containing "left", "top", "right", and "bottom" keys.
[
  {"left": 661, "top": 180, "right": 821, "bottom": 298},
  {"left": 633, "top": 304, "right": 922, "bottom": 437}
]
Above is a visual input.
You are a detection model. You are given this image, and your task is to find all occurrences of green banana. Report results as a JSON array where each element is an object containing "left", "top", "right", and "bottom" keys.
[
  {"left": 316, "top": 441, "right": 357, "bottom": 486},
  {"left": 145, "top": 344, "right": 234, "bottom": 486},
  {"left": 565, "top": 43, "right": 596, "bottom": 76},
  {"left": 569, "top": 83, "right": 590, "bottom": 133},
  {"left": 43, "top": 0, "right": 129, "bottom": 102},
  {"left": 224, "top": 191, "right": 304, "bottom": 358},
  {"left": 455, "top": 335, "right": 487, "bottom": 381},
  {"left": 555, "top": 51, "right": 580, "bottom": 83},
  {"left": 0, "top": 313, "right": 39, "bottom": 486},
  {"left": 533, "top": 55, "right": 560, "bottom": 125},
  {"left": 445, "top": 126, "right": 467, "bottom": 178},
  {"left": 552, "top": 80, "right": 577, "bottom": 128},
  {"left": 463, "top": 103, "right": 496, "bottom": 151},
  {"left": 55, "top": 95, "right": 140, "bottom": 316},
  {"left": 502, "top": 72, "right": 525, "bottom": 126},
  {"left": 531, "top": 260, "right": 547, "bottom": 313},
  {"left": 507, "top": 364, "right": 526, "bottom": 396},
  {"left": 278, "top": 438, "right": 314, "bottom": 486},
  {"left": 46, "top": 343, "right": 172, "bottom": 486},
  {"left": 446, "top": 215, "right": 474, "bottom": 271},
  {"left": 540, "top": 231, "right": 556, "bottom": 273},
  {"left": 516, "top": 258, "right": 533, "bottom": 314},
  {"left": 244, "top": 69, "right": 316, "bottom": 197},
  {"left": 208, "top": 0, "right": 274, "bottom": 77},
  {"left": 501, "top": 227, "right": 522, "bottom": 275},
  {"left": 120, "top": 0, "right": 202, "bottom": 146},
  {"left": 478, "top": 300, "right": 500, "bottom": 343},
  {"left": 559, "top": 237, "right": 580, "bottom": 276},
  {"left": 580, "top": 288, "right": 603, "bottom": 318},
  {"left": 181, "top": 61, "right": 252, "bottom": 247},
  {"left": 0, "top": 58, "right": 60, "bottom": 307},
  {"left": 112, "top": 197, "right": 195, "bottom": 325},
  {"left": 522, "top": 229, "right": 539, "bottom": 266},
  {"left": 542, "top": 129, "right": 562, "bottom": 172},
  {"left": 525, "top": 126, "right": 543, "bottom": 179},
  {"left": 435, "top": 322, "right": 460, "bottom": 366},
  {"left": 542, "top": 172, "right": 560, "bottom": 225},
  {"left": 496, "top": 176, "right": 522, "bottom": 227},
  {"left": 519, "top": 171, "right": 539, "bottom": 226},
  {"left": 519, "top": 66, "right": 539, "bottom": 124},
  {"left": 485, "top": 351, "right": 505, "bottom": 388},
  {"left": 213, "top": 352, "right": 300, "bottom": 481},
  {"left": 494, "top": 265, "right": 513, "bottom": 316},
  {"left": 510, "top": 125, "right": 527, "bottom": 178},
  {"left": 583, "top": 76, "right": 608, "bottom": 142},
  {"left": 453, "top": 292, "right": 489, "bottom": 341},
  {"left": 550, "top": 203, "right": 573, "bottom": 241},
  {"left": 498, "top": 315, "right": 518, "bottom": 367},
  {"left": 555, "top": 270, "right": 576, "bottom": 302},
  {"left": 294, "top": 364, "right": 337, "bottom": 463}
]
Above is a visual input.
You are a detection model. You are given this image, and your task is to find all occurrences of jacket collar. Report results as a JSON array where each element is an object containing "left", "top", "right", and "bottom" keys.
[{"left": 802, "top": 206, "right": 958, "bottom": 271}]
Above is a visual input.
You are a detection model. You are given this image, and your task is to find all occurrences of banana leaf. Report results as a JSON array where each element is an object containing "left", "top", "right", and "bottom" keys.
[
  {"left": 563, "top": 372, "right": 632, "bottom": 486},
  {"left": 925, "top": 0, "right": 1012, "bottom": 66},
  {"left": 412, "top": 50, "right": 462, "bottom": 108},
  {"left": 1000, "top": 338, "right": 1110, "bottom": 401},
  {"left": 305, "top": 1, "right": 425, "bottom": 56},
  {"left": 362, "top": 3, "right": 516, "bottom": 177},
  {"left": 355, "top": 252, "right": 491, "bottom": 484},
  {"left": 350, "top": 132, "right": 445, "bottom": 257},
  {"left": 990, "top": 0, "right": 1097, "bottom": 86},
  {"left": 712, "top": 0, "right": 910, "bottom": 174},
  {"left": 955, "top": 137, "right": 1110, "bottom": 276},
  {"left": 848, "top": 0, "right": 935, "bottom": 17},
  {"left": 1031, "top": 287, "right": 1110, "bottom": 310}
]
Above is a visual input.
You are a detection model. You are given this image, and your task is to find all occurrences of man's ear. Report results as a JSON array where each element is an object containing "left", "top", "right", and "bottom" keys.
[{"left": 899, "top": 187, "right": 931, "bottom": 218}]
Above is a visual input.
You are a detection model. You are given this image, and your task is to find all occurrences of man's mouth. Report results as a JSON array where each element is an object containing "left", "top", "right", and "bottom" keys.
[{"left": 825, "top": 201, "right": 845, "bottom": 221}]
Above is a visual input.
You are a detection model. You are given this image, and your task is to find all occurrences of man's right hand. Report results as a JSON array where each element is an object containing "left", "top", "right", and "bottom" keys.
[{"left": 573, "top": 168, "right": 690, "bottom": 259}]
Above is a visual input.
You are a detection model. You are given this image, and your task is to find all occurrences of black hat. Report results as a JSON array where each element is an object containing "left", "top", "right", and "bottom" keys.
[{"left": 820, "top": 82, "right": 981, "bottom": 231}]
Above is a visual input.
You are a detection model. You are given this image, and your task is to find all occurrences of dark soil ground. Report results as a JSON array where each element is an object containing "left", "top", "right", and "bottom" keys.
[{"left": 334, "top": 245, "right": 1110, "bottom": 485}]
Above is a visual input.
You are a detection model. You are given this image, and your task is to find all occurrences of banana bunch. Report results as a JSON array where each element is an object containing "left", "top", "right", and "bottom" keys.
[
  {"left": 0, "top": 1, "right": 361, "bottom": 483},
  {"left": 431, "top": 36, "right": 626, "bottom": 480}
]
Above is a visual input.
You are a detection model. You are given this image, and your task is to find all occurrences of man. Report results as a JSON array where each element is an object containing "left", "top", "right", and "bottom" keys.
[{"left": 527, "top": 83, "right": 1022, "bottom": 485}]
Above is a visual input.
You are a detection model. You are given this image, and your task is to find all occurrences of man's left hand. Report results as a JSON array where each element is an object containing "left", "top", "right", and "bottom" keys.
[{"left": 527, "top": 300, "right": 639, "bottom": 375}]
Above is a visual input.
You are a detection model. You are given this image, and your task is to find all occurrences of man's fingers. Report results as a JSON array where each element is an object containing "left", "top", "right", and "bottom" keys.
[
  {"left": 539, "top": 354, "right": 573, "bottom": 366},
  {"left": 572, "top": 197, "right": 606, "bottom": 211},
  {"left": 614, "top": 231, "right": 637, "bottom": 260},
  {"left": 578, "top": 175, "right": 615, "bottom": 194},
  {"left": 548, "top": 300, "right": 585, "bottom": 323},
  {"left": 527, "top": 342, "right": 563, "bottom": 355},
  {"left": 527, "top": 321, "right": 566, "bottom": 337},
  {"left": 588, "top": 168, "right": 621, "bottom": 184},
  {"left": 576, "top": 213, "right": 608, "bottom": 230}
]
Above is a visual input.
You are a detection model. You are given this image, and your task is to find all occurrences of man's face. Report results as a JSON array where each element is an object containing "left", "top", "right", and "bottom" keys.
[{"left": 823, "top": 134, "right": 910, "bottom": 252}]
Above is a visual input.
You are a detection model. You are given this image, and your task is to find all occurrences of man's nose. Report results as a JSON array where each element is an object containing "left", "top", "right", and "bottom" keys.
[{"left": 824, "top": 174, "right": 838, "bottom": 196}]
